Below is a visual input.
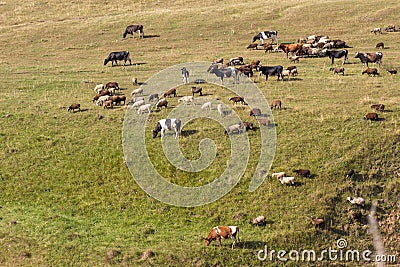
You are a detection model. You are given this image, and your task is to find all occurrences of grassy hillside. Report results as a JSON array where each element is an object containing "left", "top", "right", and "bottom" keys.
[{"left": 0, "top": 0, "right": 399, "bottom": 266}]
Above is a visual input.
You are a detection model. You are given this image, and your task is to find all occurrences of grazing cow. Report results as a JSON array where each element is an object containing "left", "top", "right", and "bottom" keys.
[
  {"left": 329, "top": 67, "right": 345, "bottom": 75},
  {"left": 362, "top": 68, "right": 379, "bottom": 76},
  {"left": 152, "top": 118, "right": 181, "bottom": 139},
  {"left": 67, "top": 103, "right": 80, "bottom": 112},
  {"left": 148, "top": 93, "right": 159, "bottom": 102},
  {"left": 252, "top": 31, "right": 278, "bottom": 44},
  {"left": 371, "top": 104, "right": 385, "bottom": 112},
  {"left": 270, "top": 99, "right": 282, "bottom": 110},
  {"left": 156, "top": 98, "right": 168, "bottom": 109},
  {"left": 278, "top": 43, "right": 303, "bottom": 58},
  {"left": 364, "top": 112, "right": 378, "bottom": 121},
  {"left": 387, "top": 69, "right": 397, "bottom": 75},
  {"left": 293, "top": 169, "right": 311, "bottom": 177},
  {"left": 375, "top": 42, "right": 384, "bottom": 49},
  {"left": 205, "top": 226, "right": 239, "bottom": 249},
  {"left": 258, "top": 65, "right": 284, "bottom": 81},
  {"left": 164, "top": 88, "right": 177, "bottom": 98},
  {"left": 250, "top": 108, "right": 262, "bottom": 116},
  {"left": 191, "top": 87, "right": 203, "bottom": 97},
  {"left": 208, "top": 64, "right": 239, "bottom": 84},
  {"left": 241, "top": 122, "right": 254, "bottom": 131},
  {"left": 355, "top": 52, "right": 382, "bottom": 67},
  {"left": 181, "top": 67, "right": 189, "bottom": 84},
  {"left": 105, "top": 82, "right": 119, "bottom": 90},
  {"left": 326, "top": 50, "right": 348, "bottom": 65},
  {"left": 229, "top": 96, "right": 245, "bottom": 105},
  {"left": 371, "top": 27, "right": 382, "bottom": 34},
  {"left": 104, "top": 51, "right": 131, "bottom": 66},
  {"left": 123, "top": 24, "right": 144, "bottom": 38}
]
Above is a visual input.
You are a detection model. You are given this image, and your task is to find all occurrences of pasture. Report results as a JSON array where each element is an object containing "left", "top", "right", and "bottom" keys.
[{"left": 0, "top": 0, "right": 399, "bottom": 266}]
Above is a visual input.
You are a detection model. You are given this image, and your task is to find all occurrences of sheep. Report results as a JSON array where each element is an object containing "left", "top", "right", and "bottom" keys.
[
  {"left": 201, "top": 101, "right": 212, "bottom": 110},
  {"left": 249, "top": 215, "right": 266, "bottom": 226},
  {"left": 371, "top": 27, "right": 382, "bottom": 34},
  {"left": 329, "top": 67, "right": 345, "bottom": 75},
  {"left": 132, "top": 77, "right": 138, "bottom": 85},
  {"left": 385, "top": 24, "right": 395, "bottom": 32},
  {"left": 156, "top": 98, "right": 168, "bottom": 109},
  {"left": 370, "top": 104, "right": 385, "bottom": 112},
  {"left": 278, "top": 176, "right": 295, "bottom": 185},
  {"left": 131, "top": 88, "right": 143, "bottom": 96},
  {"left": 67, "top": 103, "right": 80, "bottom": 112},
  {"left": 247, "top": 43, "right": 258, "bottom": 50},
  {"left": 347, "top": 197, "right": 365, "bottom": 207},
  {"left": 282, "top": 70, "right": 291, "bottom": 80},
  {"left": 364, "top": 112, "right": 378, "bottom": 120},
  {"left": 128, "top": 97, "right": 144, "bottom": 105},
  {"left": 375, "top": 42, "right": 384, "bottom": 49},
  {"left": 258, "top": 118, "right": 269, "bottom": 126},
  {"left": 290, "top": 68, "right": 298, "bottom": 76},
  {"left": 270, "top": 99, "right": 282, "bottom": 110},
  {"left": 92, "top": 90, "right": 111, "bottom": 102},
  {"left": 362, "top": 68, "right": 379, "bottom": 76},
  {"left": 105, "top": 82, "right": 119, "bottom": 90},
  {"left": 224, "top": 123, "right": 245, "bottom": 135},
  {"left": 148, "top": 93, "right": 159, "bottom": 102},
  {"left": 191, "top": 87, "right": 203, "bottom": 97},
  {"left": 346, "top": 169, "right": 355, "bottom": 178},
  {"left": 387, "top": 69, "right": 397, "bottom": 75},
  {"left": 271, "top": 172, "right": 286, "bottom": 179},
  {"left": 164, "top": 88, "right": 177, "bottom": 98},
  {"left": 137, "top": 104, "right": 152, "bottom": 114},
  {"left": 103, "top": 99, "right": 113, "bottom": 109},
  {"left": 308, "top": 216, "right": 325, "bottom": 229},
  {"left": 250, "top": 108, "right": 261, "bottom": 116},
  {"left": 107, "top": 87, "right": 116, "bottom": 95},
  {"left": 96, "top": 95, "right": 111, "bottom": 106},
  {"left": 131, "top": 99, "right": 145, "bottom": 109},
  {"left": 241, "top": 122, "right": 254, "bottom": 131},
  {"left": 229, "top": 96, "right": 245, "bottom": 105},
  {"left": 217, "top": 104, "right": 223, "bottom": 116},
  {"left": 293, "top": 169, "right": 311, "bottom": 177},
  {"left": 178, "top": 95, "right": 194, "bottom": 105},
  {"left": 94, "top": 84, "right": 105, "bottom": 94},
  {"left": 263, "top": 43, "right": 273, "bottom": 52}
]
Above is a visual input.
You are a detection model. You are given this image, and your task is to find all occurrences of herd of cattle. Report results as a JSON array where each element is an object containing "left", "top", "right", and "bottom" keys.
[{"left": 67, "top": 23, "right": 398, "bottom": 249}]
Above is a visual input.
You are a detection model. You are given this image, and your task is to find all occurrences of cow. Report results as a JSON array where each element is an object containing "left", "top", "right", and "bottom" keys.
[
  {"left": 204, "top": 226, "right": 239, "bottom": 249},
  {"left": 164, "top": 88, "right": 177, "bottom": 98},
  {"left": 277, "top": 43, "right": 303, "bottom": 58},
  {"left": 152, "top": 118, "right": 181, "bottom": 139},
  {"left": 326, "top": 50, "right": 348, "bottom": 65},
  {"left": 123, "top": 24, "right": 144, "bottom": 38},
  {"left": 258, "top": 65, "right": 284, "bottom": 81},
  {"left": 104, "top": 51, "right": 131, "bottom": 66},
  {"left": 355, "top": 52, "right": 383, "bottom": 67},
  {"left": 252, "top": 31, "right": 278, "bottom": 45}
]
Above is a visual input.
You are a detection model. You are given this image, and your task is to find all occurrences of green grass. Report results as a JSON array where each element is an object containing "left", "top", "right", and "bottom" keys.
[{"left": 1, "top": 0, "right": 400, "bottom": 266}]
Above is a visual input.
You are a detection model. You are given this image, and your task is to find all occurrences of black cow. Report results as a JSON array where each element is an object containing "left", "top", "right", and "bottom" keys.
[
  {"left": 104, "top": 51, "right": 132, "bottom": 66},
  {"left": 252, "top": 31, "right": 278, "bottom": 44},
  {"left": 354, "top": 52, "right": 382, "bottom": 67},
  {"left": 258, "top": 65, "right": 283, "bottom": 81},
  {"left": 326, "top": 50, "right": 348, "bottom": 65},
  {"left": 123, "top": 24, "right": 144, "bottom": 38}
]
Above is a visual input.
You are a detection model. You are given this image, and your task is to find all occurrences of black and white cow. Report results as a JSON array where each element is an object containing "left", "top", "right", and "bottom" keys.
[
  {"left": 258, "top": 65, "right": 284, "bottom": 81},
  {"left": 104, "top": 51, "right": 132, "bottom": 66},
  {"left": 252, "top": 31, "right": 278, "bottom": 45},
  {"left": 152, "top": 118, "right": 181, "bottom": 139},
  {"left": 123, "top": 24, "right": 144, "bottom": 38},
  {"left": 354, "top": 52, "right": 383, "bottom": 67}
]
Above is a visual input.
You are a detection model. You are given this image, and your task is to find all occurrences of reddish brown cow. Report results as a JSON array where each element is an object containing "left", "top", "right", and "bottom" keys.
[
  {"left": 164, "top": 88, "right": 177, "bottom": 97},
  {"left": 278, "top": 43, "right": 303, "bottom": 58},
  {"left": 204, "top": 226, "right": 239, "bottom": 249}
]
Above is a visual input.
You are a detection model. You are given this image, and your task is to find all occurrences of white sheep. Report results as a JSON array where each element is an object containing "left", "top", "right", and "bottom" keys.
[
  {"left": 271, "top": 172, "right": 286, "bottom": 179},
  {"left": 131, "top": 88, "right": 143, "bottom": 96},
  {"left": 250, "top": 215, "right": 266, "bottom": 226},
  {"left": 95, "top": 95, "right": 110, "bottom": 106},
  {"left": 217, "top": 104, "right": 223, "bottom": 116},
  {"left": 201, "top": 101, "right": 212, "bottom": 110},
  {"left": 137, "top": 104, "right": 152, "bottom": 114},
  {"left": 94, "top": 84, "right": 105, "bottom": 94},
  {"left": 225, "top": 123, "right": 244, "bottom": 135},
  {"left": 131, "top": 99, "right": 145, "bottom": 109},
  {"left": 178, "top": 95, "right": 194, "bottom": 105},
  {"left": 278, "top": 176, "right": 295, "bottom": 185},
  {"left": 347, "top": 197, "right": 365, "bottom": 206}
]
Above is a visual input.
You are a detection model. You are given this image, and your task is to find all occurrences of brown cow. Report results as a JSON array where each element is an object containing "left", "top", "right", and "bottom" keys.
[
  {"left": 164, "top": 88, "right": 177, "bottom": 98},
  {"left": 204, "top": 226, "right": 239, "bottom": 249},
  {"left": 278, "top": 43, "right": 303, "bottom": 58}
]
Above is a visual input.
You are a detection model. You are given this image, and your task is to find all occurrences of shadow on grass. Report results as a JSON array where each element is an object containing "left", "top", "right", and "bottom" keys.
[
  {"left": 236, "top": 240, "right": 267, "bottom": 250},
  {"left": 143, "top": 35, "right": 160, "bottom": 39},
  {"left": 182, "top": 129, "right": 198, "bottom": 137}
]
